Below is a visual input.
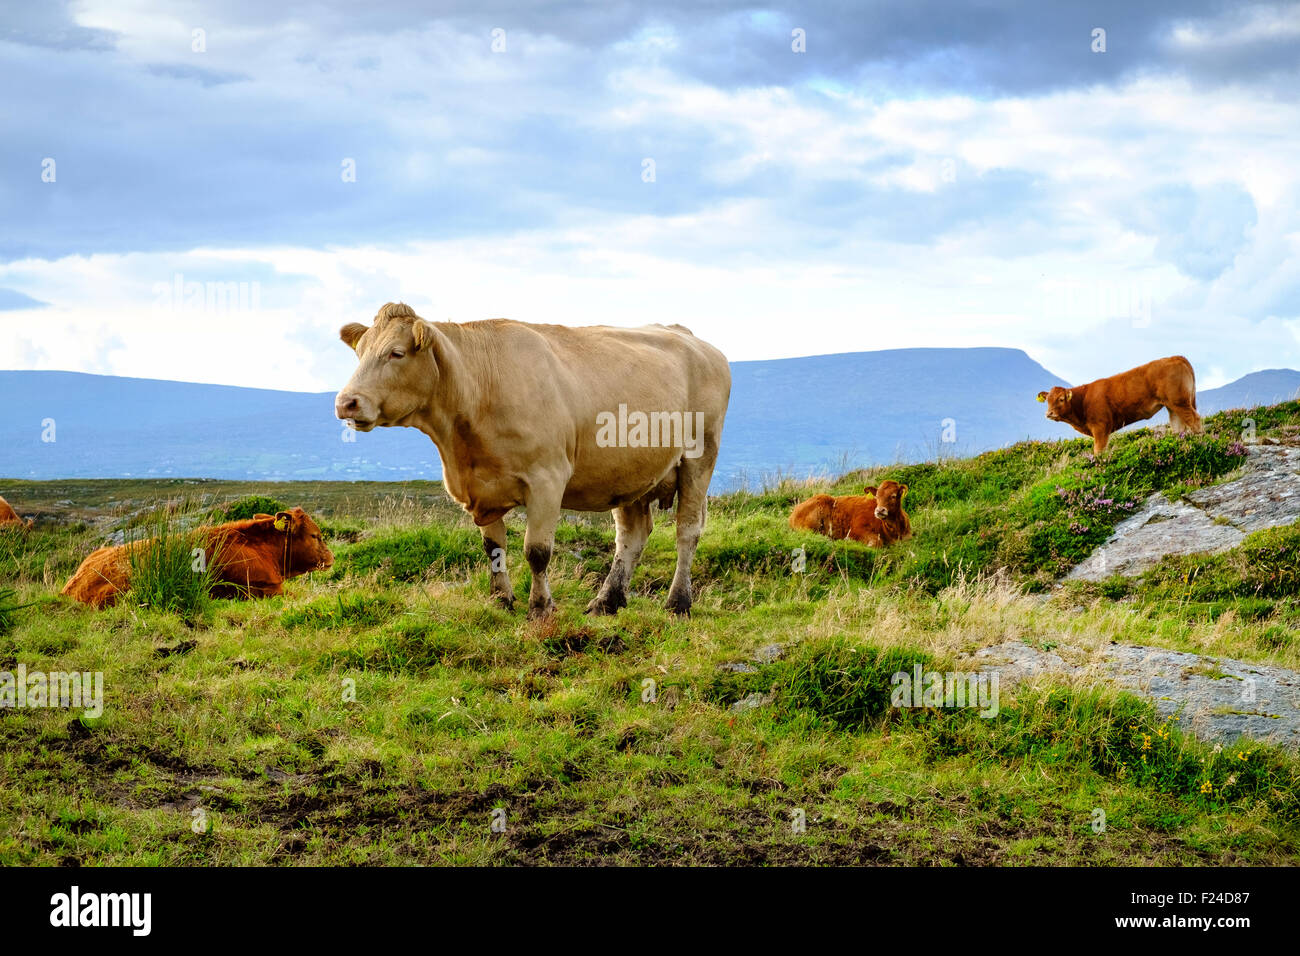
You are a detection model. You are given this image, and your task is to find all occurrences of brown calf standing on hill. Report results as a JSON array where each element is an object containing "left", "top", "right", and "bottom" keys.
[{"left": 1037, "top": 355, "right": 1202, "bottom": 455}]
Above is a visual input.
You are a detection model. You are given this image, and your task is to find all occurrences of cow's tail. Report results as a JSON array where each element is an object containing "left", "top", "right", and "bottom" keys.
[{"left": 1178, "top": 355, "right": 1198, "bottom": 411}]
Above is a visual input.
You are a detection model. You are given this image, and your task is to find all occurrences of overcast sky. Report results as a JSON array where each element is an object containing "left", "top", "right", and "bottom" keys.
[{"left": 2, "top": 0, "right": 1299, "bottom": 391}]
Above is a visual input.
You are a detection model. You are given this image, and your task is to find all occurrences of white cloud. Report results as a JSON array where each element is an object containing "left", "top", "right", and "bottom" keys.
[{"left": 7, "top": 12, "right": 1300, "bottom": 391}]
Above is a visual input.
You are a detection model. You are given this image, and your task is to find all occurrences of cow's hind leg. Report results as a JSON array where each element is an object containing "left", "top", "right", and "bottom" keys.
[
  {"left": 522, "top": 499, "right": 562, "bottom": 620},
  {"left": 665, "top": 456, "right": 714, "bottom": 617},
  {"left": 1169, "top": 402, "right": 1202, "bottom": 435},
  {"left": 586, "top": 500, "right": 653, "bottom": 615},
  {"left": 479, "top": 517, "right": 514, "bottom": 610}
]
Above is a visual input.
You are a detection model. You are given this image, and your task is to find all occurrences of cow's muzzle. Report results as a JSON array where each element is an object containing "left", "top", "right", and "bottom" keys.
[
  {"left": 875, "top": 508, "right": 889, "bottom": 519},
  {"left": 335, "top": 393, "right": 376, "bottom": 430}
]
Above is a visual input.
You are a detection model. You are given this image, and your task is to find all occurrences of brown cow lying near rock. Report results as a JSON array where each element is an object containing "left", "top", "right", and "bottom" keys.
[
  {"left": 0, "top": 495, "right": 33, "bottom": 530},
  {"left": 61, "top": 508, "right": 333, "bottom": 609},
  {"left": 1037, "top": 355, "right": 1202, "bottom": 455},
  {"left": 789, "top": 480, "right": 912, "bottom": 547}
]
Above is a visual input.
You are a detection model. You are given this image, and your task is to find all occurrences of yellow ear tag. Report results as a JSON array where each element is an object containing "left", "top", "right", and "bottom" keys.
[
  {"left": 273, "top": 517, "right": 288, "bottom": 532},
  {"left": 1036, "top": 393, "right": 1046, "bottom": 402}
]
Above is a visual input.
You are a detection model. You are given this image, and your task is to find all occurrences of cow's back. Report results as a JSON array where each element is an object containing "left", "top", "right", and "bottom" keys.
[
  {"left": 456, "top": 320, "right": 730, "bottom": 512},
  {"left": 1094, "top": 355, "right": 1196, "bottom": 427},
  {"left": 519, "top": 322, "right": 730, "bottom": 413}
]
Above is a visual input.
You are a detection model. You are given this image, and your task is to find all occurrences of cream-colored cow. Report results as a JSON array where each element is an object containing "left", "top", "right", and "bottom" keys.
[{"left": 335, "top": 302, "right": 731, "bottom": 619}]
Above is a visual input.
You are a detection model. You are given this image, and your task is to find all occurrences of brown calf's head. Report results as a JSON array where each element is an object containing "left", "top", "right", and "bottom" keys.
[
  {"left": 1036, "top": 386, "right": 1075, "bottom": 422},
  {"left": 273, "top": 507, "right": 335, "bottom": 574},
  {"left": 335, "top": 302, "right": 444, "bottom": 432},
  {"left": 789, "top": 494, "right": 836, "bottom": 535},
  {"left": 872, "top": 480, "right": 908, "bottom": 521}
]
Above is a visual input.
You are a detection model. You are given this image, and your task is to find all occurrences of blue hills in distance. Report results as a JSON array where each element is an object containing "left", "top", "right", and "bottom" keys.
[
  {"left": 1197, "top": 369, "right": 1300, "bottom": 416},
  {"left": 2, "top": 353, "right": 1297, "bottom": 491}
]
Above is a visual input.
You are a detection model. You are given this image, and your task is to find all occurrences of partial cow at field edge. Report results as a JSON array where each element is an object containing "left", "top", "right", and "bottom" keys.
[{"left": 0, "top": 495, "right": 34, "bottom": 530}]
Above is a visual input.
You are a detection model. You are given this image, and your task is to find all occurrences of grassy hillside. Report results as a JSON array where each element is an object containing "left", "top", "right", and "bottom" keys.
[{"left": 1, "top": 402, "right": 1299, "bottom": 865}]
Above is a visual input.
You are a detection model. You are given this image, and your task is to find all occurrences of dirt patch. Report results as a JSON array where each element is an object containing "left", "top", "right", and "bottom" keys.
[{"left": 535, "top": 621, "right": 628, "bottom": 657}]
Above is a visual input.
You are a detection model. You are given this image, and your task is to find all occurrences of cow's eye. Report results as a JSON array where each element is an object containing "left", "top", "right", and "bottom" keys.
[{"left": 389, "top": 349, "right": 405, "bottom": 360}]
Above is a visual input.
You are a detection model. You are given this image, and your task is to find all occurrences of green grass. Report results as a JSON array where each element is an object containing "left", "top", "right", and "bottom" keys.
[
  {"left": 330, "top": 525, "right": 485, "bottom": 583},
  {"left": 2, "top": 399, "right": 1300, "bottom": 865},
  {"left": 0, "top": 587, "right": 35, "bottom": 636},
  {"left": 125, "top": 508, "right": 227, "bottom": 622},
  {"left": 213, "top": 495, "right": 288, "bottom": 522}
]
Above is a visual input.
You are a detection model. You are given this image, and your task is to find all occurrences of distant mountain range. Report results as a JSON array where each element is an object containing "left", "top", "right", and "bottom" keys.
[
  {"left": 1197, "top": 369, "right": 1300, "bottom": 416},
  {"left": 2, "top": 354, "right": 1297, "bottom": 491}
]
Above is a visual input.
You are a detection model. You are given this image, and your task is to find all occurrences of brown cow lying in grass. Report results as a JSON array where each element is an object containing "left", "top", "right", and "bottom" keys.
[
  {"left": 61, "top": 508, "right": 334, "bottom": 609},
  {"left": 1037, "top": 355, "right": 1202, "bottom": 455},
  {"left": 789, "top": 479, "right": 912, "bottom": 547},
  {"left": 0, "top": 495, "right": 33, "bottom": 530}
]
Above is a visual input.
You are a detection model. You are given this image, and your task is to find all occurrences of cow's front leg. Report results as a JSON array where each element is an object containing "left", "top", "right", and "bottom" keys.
[
  {"left": 1090, "top": 426, "right": 1111, "bottom": 456},
  {"left": 523, "top": 498, "right": 562, "bottom": 620},
  {"left": 479, "top": 517, "right": 514, "bottom": 610}
]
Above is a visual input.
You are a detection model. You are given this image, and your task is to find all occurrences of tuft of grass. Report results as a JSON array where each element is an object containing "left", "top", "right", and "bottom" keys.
[
  {"left": 331, "top": 524, "right": 483, "bottom": 583},
  {"left": 0, "top": 588, "right": 36, "bottom": 636},
  {"left": 709, "top": 636, "right": 934, "bottom": 731},
  {"left": 280, "top": 591, "right": 404, "bottom": 630},
  {"left": 126, "top": 509, "right": 226, "bottom": 622},
  {"left": 214, "top": 495, "right": 288, "bottom": 522}
]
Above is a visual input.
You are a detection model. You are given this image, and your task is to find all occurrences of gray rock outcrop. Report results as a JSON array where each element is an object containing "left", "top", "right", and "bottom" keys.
[
  {"left": 1067, "top": 444, "right": 1300, "bottom": 581},
  {"left": 968, "top": 640, "right": 1300, "bottom": 748}
]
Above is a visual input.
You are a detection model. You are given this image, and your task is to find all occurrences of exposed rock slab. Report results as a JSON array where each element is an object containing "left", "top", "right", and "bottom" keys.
[
  {"left": 1185, "top": 444, "right": 1300, "bottom": 532},
  {"left": 1067, "top": 444, "right": 1300, "bottom": 582},
  {"left": 968, "top": 641, "right": 1300, "bottom": 749}
]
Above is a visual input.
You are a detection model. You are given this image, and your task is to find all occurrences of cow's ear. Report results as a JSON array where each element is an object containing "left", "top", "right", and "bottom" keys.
[
  {"left": 1065, "top": 389, "right": 1073, "bottom": 401},
  {"left": 340, "top": 323, "right": 368, "bottom": 350},
  {"left": 863, "top": 485, "right": 877, "bottom": 496},
  {"left": 411, "top": 319, "right": 442, "bottom": 355},
  {"left": 253, "top": 513, "right": 273, "bottom": 520},
  {"left": 1036, "top": 391, "right": 1048, "bottom": 403},
  {"left": 899, "top": 484, "right": 908, "bottom": 497},
  {"left": 273, "top": 511, "right": 295, "bottom": 532}
]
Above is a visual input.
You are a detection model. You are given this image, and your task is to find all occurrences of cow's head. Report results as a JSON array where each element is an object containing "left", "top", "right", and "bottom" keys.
[
  {"left": 269, "top": 507, "right": 335, "bottom": 575},
  {"left": 1036, "top": 386, "right": 1074, "bottom": 422},
  {"left": 335, "top": 302, "right": 443, "bottom": 431},
  {"left": 873, "top": 480, "right": 908, "bottom": 521},
  {"left": 790, "top": 494, "right": 836, "bottom": 535}
]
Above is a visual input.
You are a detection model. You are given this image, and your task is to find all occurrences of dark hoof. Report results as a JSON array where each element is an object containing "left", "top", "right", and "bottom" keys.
[
  {"left": 664, "top": 590, "right": 692, "bottom": 617},
  {"left": 492, "top": 592, "right": 516, "bottom": 611},
  {"left": 527, "top": 599, "right": 557, "bottom": 621},
  {"left": 585, "top": 591, "right": 626, "bottom": 616}
]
